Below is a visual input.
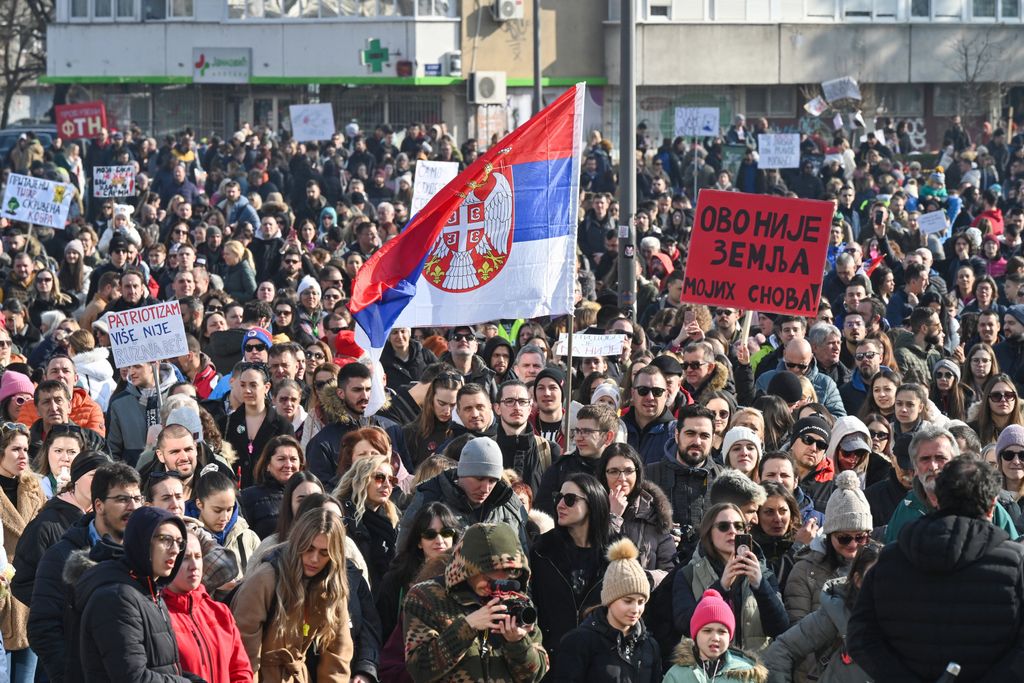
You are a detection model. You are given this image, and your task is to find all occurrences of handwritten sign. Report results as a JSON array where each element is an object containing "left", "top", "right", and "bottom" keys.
[
  {"left": 289, "top": 103, "right": 336, "bottom": 142},
  {"left": 554, "top": 333, "right": 626, "bottom": 358},
  {"left": 410, "top": 161, "right": 459, "bottom": 217},
  {"left": 917, "top": 210, "right": 949, "bottom": 235},
  {"left": 54, "top": 101, "right": 107, "bottom": 141},
  {"left": 105, "top": 302, "right": 189, "bottom": 368},
  {"left": 803, "top": 96, "right": 829, "bottom": 117},
  {"left": 1, "top": 174, "right": 74, "bottom": 229},
  {"left": 93, "top": 165, "right": 136, "bottom": 198},
  {"left": 674, "top": 107, "right": 720, "bottom": 138},
  {"left": 821, "top": 76, "right": 861, "bottom": 103},
  {"left": 757, "top": 134, "right": 801, "bottom": 169},
  {"left": 680, "top": 190, "right": 834, "bottom": 317}
]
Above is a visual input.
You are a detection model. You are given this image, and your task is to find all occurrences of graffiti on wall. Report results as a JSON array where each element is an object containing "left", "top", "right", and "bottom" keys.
[{"left": 500, "top": 19, "right": 529, "bottom": 62}]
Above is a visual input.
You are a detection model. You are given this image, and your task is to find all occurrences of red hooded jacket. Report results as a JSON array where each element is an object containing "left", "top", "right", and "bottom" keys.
[{"left": 164, "top": 584, "right": 253, "bottom": 683}]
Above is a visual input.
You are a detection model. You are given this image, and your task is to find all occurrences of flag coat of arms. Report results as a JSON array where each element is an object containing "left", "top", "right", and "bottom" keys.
[{"left": 349, "top": 84, "right": 585, "bottom": 353}]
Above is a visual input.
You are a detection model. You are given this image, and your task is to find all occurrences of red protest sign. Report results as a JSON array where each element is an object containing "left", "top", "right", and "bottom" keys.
[
  {"left": 54, "top": 101, "right": 107, "bottom": 141},
  {"left": 681, "top": 190, "right": 834, "bottom": 316}
]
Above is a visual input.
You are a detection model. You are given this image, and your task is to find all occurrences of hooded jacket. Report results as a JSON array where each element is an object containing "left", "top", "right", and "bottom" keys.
[
  {"left": 72, "top": 347, "right": 118, "bottom": 412},
  {"left": 481, "top": 336, "right": 516, "bottom": 383},
  {"left": 77, "top": 507, "right": 191, "bottom": 683},
  {"left": 682, "top": 357, "right": 732, "bottom": 405},
  {"left": 782, "top": 534, "right": 848, "bottom": 624},
  {"left": 11, "top": 495, "right": 82, "bottom": 607},
  {"left": 164, "top": 583, "right": 253, "bottom": 683},
  {"left": 662, "top": 639, "right": 768, "bottom": 683},
  {"left": 610, "top": 480, "right": 677, "bottom": 588},
  {"left": 549, "top": 606, "right": 662, "bottom": 682},
  {"left": 107, "top": 362, "right": 180, "bottom": 467},
  {"left": 754, "top": 360, "right": 846, "bottom": 418},
  {"left": 60, "top": 536, "right": 125, "bottom": 683},
  {"left": 402, "top": 525, "right": 548, "bottom": 682},
  {"left": 239, "top": 478, "right": 285, "bottom": 539},
  {"left": 849, "top": 513, "right": 1024, "bottom": 681},
  {"left": 304, "top": 392, "right": 397, "bottom": 488},
  {"left": 813, "top": 416, "right": 893, "bottom": 511}
]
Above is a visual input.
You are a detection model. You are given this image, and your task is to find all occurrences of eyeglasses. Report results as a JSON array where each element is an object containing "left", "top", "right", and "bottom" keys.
[
  {"left": 606, "top": 467, "right": 637, "bottom": 478},
  {"left": 420, "top": 527, "right": 458, "bottom": 541},
  {"left": 935, "top": 372, "right": 955, "bottom": 380},
  {"left": 834, "top": 532, "right": 870, "bottom": 547},
  {"left": 451, "top": 332, "right": 475, "bottom": 342},
  {"left": 553, "top": 492, "right": 583, "bottom": 507},
  {"left": 799, "top": 434, "right": 828, "bottom": 451},
  {"left": 634, "top": 386, "right": 666, "bottom": 397},
  {"left": 105, "top": 494, "right": 144, "bottom": 506},
  {"left": 1, "top": 422, "right": 27, "bottom": 434},
  {"left": 153, "top": 533, "right": 185, "bottom": 552},
  {"left": 36, "top": 277, "right": 53, "bottom": 283},
  {"left": 990, "top": 391, "right": 1018, "bottom": 403},
  {"left": 207, "top": 305, "right": 223, "bottom": 313},
  {"left": 500, "top": 398, "right": 531, "bottom": 408},
  {"left": 245, "top": 343, "right": 268, "bottom": 353},
  {"left": 681, "top": 361, "right": 707, "bottom": 371},
  {"left": 714, "top": 521, "right": 746, "bottom": 533},
  {"left": 570, "top": 427, "right": 602, "bottom": 438},
  {"left": 868, "top": 429, "right": 889, "bottom": 441},
  {"left": 314, "top": 379, "right": 333, "bottom": 391},
  {"left": 786, "top": 362, "right": 809, "bottom": 371},
  {"left": 854, "top": 352, "right": 878, "bottom": 361},
  {"left": 1002, "top": 450, "right": 1024, "bottom": 462},
  {"left": 372, "top": 473, "right": 399, "bottom": 487}
]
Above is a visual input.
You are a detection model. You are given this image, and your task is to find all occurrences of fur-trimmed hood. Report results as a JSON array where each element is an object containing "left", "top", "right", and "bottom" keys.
[
  {"left": 671, "top": 638, "right": 769, "bottom": 682},
  {"left": 73, "top": 347, "right": 115, "bottom": 382},
  {"left": 633, "top": 480, "right": 674, "bottom": 534},
  {"left": 683, "top": 354, "right": 731, "bottom": 397},
  {"left": 319, "top": 380, "right": 391, "bottom": 424},
  {"left": 528, "top": 508, "right": 555, "bottom": 535}
]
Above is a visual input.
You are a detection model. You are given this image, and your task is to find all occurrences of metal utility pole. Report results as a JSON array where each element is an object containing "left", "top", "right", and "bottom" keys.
[
  {"left": 617, "top": 0, "right": 637, "bottom": 318},
  {"left": 533, "top": 0, "right": 543, "bottom": 115}
]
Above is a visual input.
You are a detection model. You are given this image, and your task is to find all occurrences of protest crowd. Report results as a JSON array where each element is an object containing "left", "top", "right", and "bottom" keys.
[{"left": 0, "top": 106, "right": 1022, "bottom": 683}]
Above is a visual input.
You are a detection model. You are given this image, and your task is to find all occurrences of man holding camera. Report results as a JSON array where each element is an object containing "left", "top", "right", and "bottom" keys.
[{"left": 403, "top": 523, "right": 547, "bottom": 682}]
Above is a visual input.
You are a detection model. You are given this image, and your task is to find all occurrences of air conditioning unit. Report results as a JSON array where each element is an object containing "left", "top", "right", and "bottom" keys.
[
  {"left": 467, "top": 71, "right": 507, "bottom": 106},
  {"left": 492, "top": 0, "right": 524, "bottom": 21}
]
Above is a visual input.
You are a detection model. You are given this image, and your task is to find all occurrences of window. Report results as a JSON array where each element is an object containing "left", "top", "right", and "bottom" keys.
[
  {"left": 974, "top": 0, "right": 996, "bottom": 14},
  {"left": 974, "top": 0, "right": 1020, "bottom": 15},
  {"left": 745, "top": 86, "right": 796, "bottom": 117},
  {"left": 71, "top": 0, "right": 89, "bottom": 16},
  {"left": 170, "top": 0, "right": 193, "bottom": 15},
  {"left": 934, "top": 84, "right": 987, "bottom": 116},
  {"left": 1004, "top": 0, "right": 1020, "bottom": 15},
  {"left": 874, "top": 84, "right": 924, "bottom": 116},
  {"left": 117, "top": 0, "right": 134, "bottom": 17},
  {"left": 911, "top": 0, "right": 930, "bottom": 16},
  {"left": 94, "top": 0, "right": 111, "bottom": 16},
  {"left": 648, "top": 0, "right": 670, "bottom": 17}
]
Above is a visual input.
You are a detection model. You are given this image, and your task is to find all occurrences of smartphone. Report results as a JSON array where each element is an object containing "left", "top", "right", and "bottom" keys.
[
  {"left": 684, "top": 310, "right": 696, "bottom": 326},
  {"left": 734, "top": 534, "right": 752, "bottom": 557}
]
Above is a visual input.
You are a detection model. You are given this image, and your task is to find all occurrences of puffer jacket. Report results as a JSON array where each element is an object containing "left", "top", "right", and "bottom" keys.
[
  {"left": 238, "top": 479, "right": 285, "bottom": 539},
  {"left": 763, "top": 578, "right": 871, "bottom": 683},
  {"left": 0, "top": 472, "right": 46, "bottom": 650},
  {"left": 783, "top": 535, "right": 847, "bottom": 624},
  {"left": 164, "top": 583, "right": 253, "bottom": 683},
  {"left": 11, "top": 495, "right": 82, "bottom": 607},
  {"left": 610, "top": 480, "right": 677, "bottom": 588},
  {"left": 662, "top": 639, "right": 769, "bottom": 683},
  {"left": 72, "top": 347, "right": 117, "bottom": 412},
  {"left": 60, "top": 536, "right": 124, "bottom": 683},
  {"left": 18, "top": 385, "right": 106, "bottom": 436},
  {"left": 549, "top": 606, "right": 662, "bottom": 682},
  {"left": 402, "top": 525, "right": 547, "bottom": 682}
]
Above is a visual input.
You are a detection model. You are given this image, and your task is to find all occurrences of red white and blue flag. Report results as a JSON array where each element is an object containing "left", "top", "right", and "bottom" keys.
[{"left": 349, "top": 84, "right": 584, "bottom": 363}]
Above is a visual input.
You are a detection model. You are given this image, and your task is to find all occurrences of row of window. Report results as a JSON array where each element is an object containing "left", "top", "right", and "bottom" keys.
[
  {"left": 67, "top": 0, "right": 453, "bottom": 20},
  {"left": 642, "top": 0, "right": 1022, "bottom": 21},
  {"left": 744, "top": 84, "right": 979, "bottom": 117}
]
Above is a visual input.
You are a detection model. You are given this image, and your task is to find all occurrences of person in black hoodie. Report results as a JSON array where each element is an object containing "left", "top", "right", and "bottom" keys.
[
  {"left": 76, "top": 506, "right": 196, "bottom": 683},
  {"left": 481, "top": 335, "right": 516, "bottom": 384},
  {"left": 379, "top": 326, "right": 437, "bottom": 387}
]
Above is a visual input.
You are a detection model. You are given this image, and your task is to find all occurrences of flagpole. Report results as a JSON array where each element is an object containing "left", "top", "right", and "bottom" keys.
[{"left": 562, "top": 316, "right": 574, "bottom": 443}]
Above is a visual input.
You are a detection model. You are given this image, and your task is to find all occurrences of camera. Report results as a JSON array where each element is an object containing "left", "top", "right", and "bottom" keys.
[{"left": 488, "top": 579, "right": 538, "bottom": 626}]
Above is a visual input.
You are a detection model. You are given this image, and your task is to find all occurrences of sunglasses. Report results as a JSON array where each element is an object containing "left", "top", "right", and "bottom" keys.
[
  {"left": 714, "top": 309, "right": 735, "bottom": 316},
  {"left": 834, "top": 532, "right": 870, "bottom": 547},
  {"left": 245, "top": 343, "right": 268, "bottom": 353},
  {"left": 553, "top": 492, "right": 583, "bottom": 507},
  {"left": 450, "top": 332, "right": 475, "bottom": 342},
  {"left": 1, "top": 421, "right": 27, "bottom": 434},
  {"left": 328, "top": 326, "right": 344, "bottom": 333},
  {"left": 786, "top": 362, "right": 809, "bottom": 371},
  {"left": 1002, "top": 449, "right": 1024, "bottom": 462},
  {"left": 868, "top": 429, "right": 889, "bottom": 441},
  {"left": 207, "top": 306, "right": 223, "bottom": 313},
  {"left": 935, "top": 372, "right": 955, "bottom": 380},
  {"left": 854, "top": 352, "right": 878, "bottom": 361},
  {"left": 275, "top": 309, "right": 293, "bottom": 316},
  {"left": 681, "top": 361, "right": 706, "bottom": 371},
  {"left": 710, "top": 409, "right": 730, "bottom": 419},
  {"left": 420, "top": 527, "right": 458, "bottom": 541},
  {"left": 799, "top": 434, "right": 828, "bottom": 450},
  {"left": 990, "top": 391, "right": 1018, "bottom": 402},
  {"left": 634, "top": 386, "right": 666, "bottom": 397},
  {"left": 372, "top": 473, "right": 399, "bottom": 487},
  {"left": 714, "top": 521, "right": 746, "bottom": 533}
]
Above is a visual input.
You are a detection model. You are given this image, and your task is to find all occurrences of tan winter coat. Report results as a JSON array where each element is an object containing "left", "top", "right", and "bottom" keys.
[{"left": 0, "top": 473, "right": 46, "bottom": 649}]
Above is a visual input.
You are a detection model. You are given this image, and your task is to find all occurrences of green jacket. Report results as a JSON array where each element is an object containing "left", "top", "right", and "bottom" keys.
[
  {"left": 662, "top": 639, "right": 768, "bottom": 683},
  {"left": 885, "top": 480, "right": 1019, "bottom": 543}
]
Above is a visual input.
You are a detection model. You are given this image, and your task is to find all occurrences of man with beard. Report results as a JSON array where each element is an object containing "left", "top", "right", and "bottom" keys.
[
  {"left": 480, "top": 335, "right": 515, "bottom": 383},
  {"left": 439, "top": 326, "right": 498, "bottom": 402},
  {"left": 839, "top": 311, "right": 867, "bottom": 368},
  {"left": 884, "top": 425, "right": 1018, "bottom": 542},
  {"left": 645, "top": 404, "right": 724, "bottom": 535},
  {"left": 893, "top": 307, "right": 944, "bottom": 386},
  {"left": 840, "top": 338, "right": 884, "bottom": 415},
  {"left": 107, "top": 268, "right": 156, "bottom": 313},
  {"left": 28, "top": 463, "right": 142, "bottom": 683},
  {"left": 494, "top": 380, "right": 560, "bottom": 494},
  {"left": 995, "top": 305, "right": 1024, "bottom": 389}
]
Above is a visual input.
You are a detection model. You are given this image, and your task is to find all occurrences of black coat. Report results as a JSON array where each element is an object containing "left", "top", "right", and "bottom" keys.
[
  {"left": 223, "top": 407, "right": 294, "bottom": 488},
  {"left": 848, "top": 513, "right": 1024, "bottom": 681},
  {"left": 60, "top": 537, "right": 125, "bottom": 683},
  {"left": 535, "top": 451, "right": 599, "bottom": 516},
  {"left": 864, "top": 468, "right": 910, "bottom": 529},
  {"left": 238, "top": 480, "right": 285, "bottom": 539},
  {"left": 347, "top": 560, "right": 384, "bottom": 682},
  {"left": 550, "top": 607, "right": 662, "bottom": 683},
  {"left": 343, "top": 499, "right": 398, "bottom": 589},
  {"left": 27, "top": 514, "right": 93, "bottom": 683},
  {"left": 12, "top": 496, "right": 82, "bottom": 606},
  {"left": 379, "top": 339, "right": 437, "bottom": 387}
]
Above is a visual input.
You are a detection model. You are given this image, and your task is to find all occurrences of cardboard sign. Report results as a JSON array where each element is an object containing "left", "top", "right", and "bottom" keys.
[
  {"left": 410, "top": 160, "right": 459, "bottom": 217},
  {"left": 674, "top": 107, "right": 720, "bottom": 137},
  {"left": 289, "top": 103, "right": 336, "bottom": 142},
  {"left": 1, "top": 174, "right": 74, "bottom": 229},
  {"left": 803, "top": 96, "right": 829, "bottom": 117},
  {"left": 917, "top": 210, "right": 948, "bottom": 235},
  {"left": 757, "top": 134, "right": 801, "bottom": 169},
  {"left": 105, "top": 302, "right": 189, "bottom": 368},
  {"left": 859, "top": 129, "right": 886, "bottom": 144},
  {"left": 821, "top": 76, "right": 861, "bottom": 103},
  {"left": 93, "top": 165, "right": 136, "bottom": 198},
  {"left": 554, "top": 333, "right": 626, "bottom": 358},
  {"left": 54, "top": 101, "right": 107, "bottom": 141},
  {"left": 680, "top": 190, "right": 834, "bottom": 316}
]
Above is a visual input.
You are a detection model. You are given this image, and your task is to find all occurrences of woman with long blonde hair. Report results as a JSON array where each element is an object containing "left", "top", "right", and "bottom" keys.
[
  {"left": 219, "top": 239, "right": 257, "bottom": 301},
  {"left": 231, "top": 507, "right": 352, "bottom": 682},
  {"left": 335, "top": 454, "right": 400, "bottom": 588}
]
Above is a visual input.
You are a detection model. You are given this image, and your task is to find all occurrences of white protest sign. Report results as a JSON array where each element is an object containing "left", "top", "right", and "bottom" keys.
[
  {"left": 105, "top": 301, "right": 189, "bottom": 368},
  {"left": 93, "top": 165, "right": 136, "bottom": 198},
  {"left": 821, "top": 76, "right": 861, "bottom": 103},
  {"left": 757, "top": 134, "right": 801, "bottom": 169},
  {"left": 410, "top": 160, "right": 459, "bottom": 217},
  {"left": 674, "top": 107, "right": 720, "bottom": 137},
  {"left": 554, "top": 333, "right": 626, "bottom": 358},
  {"left": 859, "top": 129, "right": 885, "bottom": 144},
  {"left": 803, "top": 96, "right": 828, "bottom": 117},
  {"left": 289, "top": 103, "right": 336, "bottom": 142},
  {"left": 917, "top": 210, "right": 948, "bottom": 235},
  {"left": 1, "top": 174, "right": 74, "bottom": 230}
]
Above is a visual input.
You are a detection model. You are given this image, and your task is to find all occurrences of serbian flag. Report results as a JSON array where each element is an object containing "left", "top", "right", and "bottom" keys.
[{"left": 349, "top": 84, "right": 584, "bottom": 407}]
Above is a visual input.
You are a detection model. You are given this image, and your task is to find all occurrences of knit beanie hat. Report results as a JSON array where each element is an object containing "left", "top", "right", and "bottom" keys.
[
  {"left": 591, "top": 383, "right": 621, "bottom": 409},
  {"left": 69, "top": 451, "right": 110, "bottom": 486},
  {"left": 690, "top": 589, "right": 735, "bottom": 640},
  {"left": 240, "top": 327, "right": 272, "bottom": 352},
  {"left": 457, "top": 437, "right": 504, "bottom": 480},
  {"left": 996, "top": 424, "right": 1024, "bottom": 457},
  {"left": 721, "top": 427, "right": 763, "bottom": 465},
  {"left": 534, "top": 367, "right": 566, "bottom": 395},
  {"left": 600, "top": 538, "right": 650, "bottom": 606},
  {"left": 297, "top": 275, "right": 321, "bottom": 297},
  {"left": 64, "top": 239, "right": 84, "bottom": 256},
  {"left": 792, "top": 415, "right": 832, "bottom": 445},
  {"left": 1007, "top": 304, "right": 1024, "bottom": 330},
  {"left": 822, "top": 470, "right": 873, "bottom": 534},
  {"left": 933, "top": 358, "right": 961, "bottom": 383},
  {"left": 767, "top": 372, "right": 803, "bottom": 404},
  {"left": 0, "top": 370, "right": 34, "bottom": 404}
]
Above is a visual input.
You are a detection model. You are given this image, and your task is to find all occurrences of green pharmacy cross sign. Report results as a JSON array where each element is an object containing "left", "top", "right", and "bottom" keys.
[{"left": 361, "top": 39, "right": 391, "bottom": 73}]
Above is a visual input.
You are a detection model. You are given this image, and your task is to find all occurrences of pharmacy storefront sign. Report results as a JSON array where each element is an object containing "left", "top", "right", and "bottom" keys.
[{"left": 192, "top": 48, "right": 252, "bottom": 84}]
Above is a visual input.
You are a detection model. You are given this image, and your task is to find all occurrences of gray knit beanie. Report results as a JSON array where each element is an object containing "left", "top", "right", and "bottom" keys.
[{"left": 823, "top": 470, "right": 873, "bottom": 534}]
